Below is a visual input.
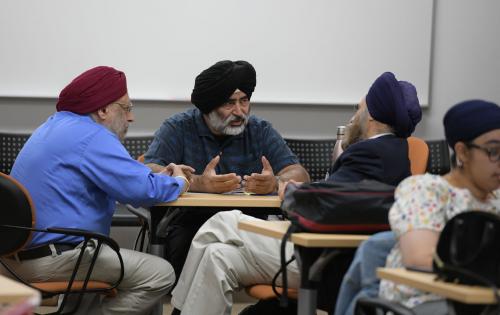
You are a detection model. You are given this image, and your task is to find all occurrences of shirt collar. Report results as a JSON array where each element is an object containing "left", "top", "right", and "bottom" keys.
[{"left": 368, "top": 132, "right": 395, "bottom": 139}]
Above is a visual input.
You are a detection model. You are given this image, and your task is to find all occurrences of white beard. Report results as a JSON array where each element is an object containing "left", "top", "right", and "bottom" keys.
[{"left": 207, "top": 111, "right": 248, "bottom": 136}]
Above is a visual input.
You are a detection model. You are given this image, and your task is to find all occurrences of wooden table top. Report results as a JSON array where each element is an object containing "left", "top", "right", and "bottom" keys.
[
  {"left": 0, "top": 274, "right": 40, "bottom": 305},
  {"left": 377, "top": 268, "right": 499, "bottom": 304},
  {"left": 238, "top": 220, "right": 369, "bottom": 248},
  {"left": 156, "top": 192, "right": 282, "bottom": 208}
]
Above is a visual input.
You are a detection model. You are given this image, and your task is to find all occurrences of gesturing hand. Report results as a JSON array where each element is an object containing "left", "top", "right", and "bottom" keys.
[
  {"left": 243, "top": 156, "right": 277, "bottom": 194},
  {"left": 193, "top": 155, "right": 241, "bottom": 193}
]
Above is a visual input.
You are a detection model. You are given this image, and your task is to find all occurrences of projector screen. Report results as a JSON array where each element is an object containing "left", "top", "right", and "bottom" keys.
[{"left": 0, "top": 0, "right": 434, "bottom": 105}]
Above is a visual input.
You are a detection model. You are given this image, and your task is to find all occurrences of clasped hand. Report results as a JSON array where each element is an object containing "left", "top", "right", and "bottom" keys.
[{"left": 159, "top": 163, "right": 195, "bottom": 180}]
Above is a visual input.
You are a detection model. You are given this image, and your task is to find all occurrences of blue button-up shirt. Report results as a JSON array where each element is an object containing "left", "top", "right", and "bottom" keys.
[
  {"left": 144, "top": 108, "right": 298, "bottom": 176},
  {"left": 11, "top": 111, "right": 185, "bottom": 247}
]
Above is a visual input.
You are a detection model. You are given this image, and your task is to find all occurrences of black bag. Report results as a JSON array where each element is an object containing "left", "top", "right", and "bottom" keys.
[
  {"left": 433, "top": 211, "right": 500, "bottom": 314},
  {"left": 433, "top": 211, "right": 500, "bottom": 287},
  {"left": 273, "top": 180, "right": 396, "bottom": 307},
  {"left": 281, "top": 179, "right": 396, "bottom": 233}
]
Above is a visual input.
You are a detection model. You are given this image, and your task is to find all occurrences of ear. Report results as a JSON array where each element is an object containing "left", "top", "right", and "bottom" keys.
[
  {"left": 96, "top": 106, "right": 109, "bottom": 120},
  {"left": 454, "top": 142, "right": 469, "bottom": 164}
]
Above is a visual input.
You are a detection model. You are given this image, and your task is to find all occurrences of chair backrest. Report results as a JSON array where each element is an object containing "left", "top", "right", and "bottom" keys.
[
  {"left": 284, "top": 138, "right": 336, "bottom": 182},
  {"left": 407, "top": 136, "right": 429, "bottom": 175},
  {"left": 0, "top": 133, "right": 30, "bottom": 174},
  {"left": 0, "top": 172, "right": 35, "bottom": 256},
  {"left": 123, "top": 136, "right": 154, "bottom": 160},
  {"left": 425, "top": 140, "right": 451, "bottom": 175}
]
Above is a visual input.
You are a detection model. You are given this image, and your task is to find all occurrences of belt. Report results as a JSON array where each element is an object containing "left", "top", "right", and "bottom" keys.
[{"left": 14, "top": 243, "right": 78, "bottom": 261}]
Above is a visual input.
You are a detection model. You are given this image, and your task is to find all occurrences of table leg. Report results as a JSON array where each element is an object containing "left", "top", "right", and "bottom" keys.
[
  {"left": 296, "top": 247, "right": 319, "bottom": 315},
  {"left": 148, "top": 206, "right": 168, "bottom": 257},
  {"left": 148, "top": 206, "right": 168, "bottom": 315},
  {"left": 296, "top": 247, "right": 344, "bottom": 315},
  {"left": 298, "top": 288, "right": 318, "bottom": 315}
]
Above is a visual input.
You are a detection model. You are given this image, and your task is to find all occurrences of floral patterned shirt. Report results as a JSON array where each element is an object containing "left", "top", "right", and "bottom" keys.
[{"left": 379, "top": 174, "right": 500, "bottom": 308}]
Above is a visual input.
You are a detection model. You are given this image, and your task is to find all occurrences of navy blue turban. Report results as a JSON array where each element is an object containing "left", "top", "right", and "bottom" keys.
[
  {"left": 443, "top": 99, "right": 500, "bottom": 150},
  {"left": 366, "top": 72, "right": 422, "bottom": 138},
  {"left": 191, "top": 60, "right": 256, "bottom": 114}
]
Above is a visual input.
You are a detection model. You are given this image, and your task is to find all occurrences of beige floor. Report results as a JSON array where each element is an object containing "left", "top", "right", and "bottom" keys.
[
  {"left": 162, "top": 304, "right": 328, "bottom": 315},
  {"left": 37, "top": 303, "right": 253, "bottom": 315},
  {"left": 38, "top": 298, "right": 328, "bottom": 315}
]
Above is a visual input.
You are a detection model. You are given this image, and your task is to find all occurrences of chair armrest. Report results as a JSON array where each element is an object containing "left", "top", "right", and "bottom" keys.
[{"left": 355, "top": 297, "right": 416, "bottom": 315}]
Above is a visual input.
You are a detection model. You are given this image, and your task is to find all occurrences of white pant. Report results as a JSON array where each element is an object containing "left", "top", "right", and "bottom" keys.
[
  {"left": 2, "top": 240, "right": 175, "bottom": 315},
  {"left": 171, "top": 210, "right": 300, "bottom": 315}
]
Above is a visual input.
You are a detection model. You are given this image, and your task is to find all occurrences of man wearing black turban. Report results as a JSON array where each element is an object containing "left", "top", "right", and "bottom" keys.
[
  {"left": 169, "top": 72, "right": 423, "bottom": 315},
  {"left": 144, "top": 60, "right": 310, "bottom": 279}
]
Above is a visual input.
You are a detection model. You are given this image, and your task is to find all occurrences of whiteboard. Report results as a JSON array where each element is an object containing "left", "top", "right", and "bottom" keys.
[{"left": 0, "top": 0, "right": 434, "bottom": 105}]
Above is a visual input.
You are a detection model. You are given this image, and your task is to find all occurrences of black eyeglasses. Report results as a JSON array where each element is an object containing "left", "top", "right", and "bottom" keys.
[
  {"left": 466, "top": 142, "right": 500, "bottom": 162},
  {"left": 113, "top": 102, "right": 134, "bottom": 113}
]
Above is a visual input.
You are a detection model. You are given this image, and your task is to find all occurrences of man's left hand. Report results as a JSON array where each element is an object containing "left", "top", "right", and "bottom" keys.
[{"left": 243, "top": 156, "right": 277, "bottom": 194}]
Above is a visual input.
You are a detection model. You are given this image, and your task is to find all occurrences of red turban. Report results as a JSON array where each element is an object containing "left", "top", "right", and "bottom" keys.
[{"left": 56, "top": 66, "right": 128, "bottom": 114}]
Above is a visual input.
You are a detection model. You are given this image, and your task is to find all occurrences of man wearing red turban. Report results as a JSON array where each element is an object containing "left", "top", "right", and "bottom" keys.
[{"left": 9, "top": 66, "right": 193, "bottom": 314}]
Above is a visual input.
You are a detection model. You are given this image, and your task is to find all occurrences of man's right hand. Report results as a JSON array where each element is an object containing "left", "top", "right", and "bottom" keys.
[{"left": 190, "top": 155, "right": 241, "bottom": 193}]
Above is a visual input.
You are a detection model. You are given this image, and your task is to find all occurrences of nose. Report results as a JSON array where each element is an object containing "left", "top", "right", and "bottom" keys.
[
  {"left": 232, "top": 103, "right": 244, "bottom": 117},
  {"left": 127, "top": 111, "right": 135, "bottom": 123}
]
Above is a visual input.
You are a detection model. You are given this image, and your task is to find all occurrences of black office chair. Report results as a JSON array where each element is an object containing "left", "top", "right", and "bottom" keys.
[
  {"left": 355, "top": 297, "right": 416, "bottom": 315},
  {"left": 0, "top": 133, "right": 30, "bottom": 174},
  {"left": 284, "top": 138, "right": 336, "bottom": 182},
  {"left": 426, "top": 140, "right": 451, "bottom": 175},
  {"left": 122, "top": 136, "right": 154, "bottom": 160},
  {"left": 0, "top": 171, "right": 124, "bottom": 315}
]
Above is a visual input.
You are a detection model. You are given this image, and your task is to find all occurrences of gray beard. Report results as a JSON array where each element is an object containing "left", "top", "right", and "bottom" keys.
[{"left": 207, "top": 111, "right": 248, "bottom": 136}]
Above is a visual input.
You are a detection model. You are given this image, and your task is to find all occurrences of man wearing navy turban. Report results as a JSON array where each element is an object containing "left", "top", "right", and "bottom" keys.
[
  {"left": 9, "top": 66, "right": 193, "bottom": 314},
  {"left": 329, "top": 71, "right": 422, "bottom": 184},
  {"left": 169, "top": 72, "right": 422, "bottom": 315},
  {"left": 144, "top": 60, "right": 309, "bottom": 278}
]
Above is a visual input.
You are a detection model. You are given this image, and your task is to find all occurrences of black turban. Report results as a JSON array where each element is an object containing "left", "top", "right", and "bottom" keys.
[
  {"left": 444, "top": 99, "right": 500, "bottom": 150},
  {"left": 191, "top": 60, "right": 256, "bottom": 114},
  {"left": 366, "top": 72, "right": 422, "bottom": 138}
]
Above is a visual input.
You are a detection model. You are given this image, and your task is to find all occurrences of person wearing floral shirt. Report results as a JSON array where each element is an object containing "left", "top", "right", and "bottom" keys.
[{"left": 379, "top": 100, "right": 500, "bottom": 314}]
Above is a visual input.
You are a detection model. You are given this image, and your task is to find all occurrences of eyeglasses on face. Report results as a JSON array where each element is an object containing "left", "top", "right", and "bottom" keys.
[
  {"left": 113, "top": 102, "right": 134, "bottom": 113},
  {"left": 466, "top": 142, "right": 500, "bottom": 162}
]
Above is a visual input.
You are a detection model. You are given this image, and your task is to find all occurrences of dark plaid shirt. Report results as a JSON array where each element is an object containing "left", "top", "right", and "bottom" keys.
[{"left": 144, "top": 108, "right": 298, "bottom": 177}]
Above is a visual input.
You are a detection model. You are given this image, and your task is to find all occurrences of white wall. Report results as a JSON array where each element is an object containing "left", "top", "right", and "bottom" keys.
[
  {"left": 0, "top": 1, "right": 434, "bottom": 106},
  {"left": 1, "top": 0, "right": 499, "bottom": 141}
]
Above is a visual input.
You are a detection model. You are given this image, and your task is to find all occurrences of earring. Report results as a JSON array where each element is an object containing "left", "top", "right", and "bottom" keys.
[{"left": 456, "top": 158, "right": 463, "bottom": 168}]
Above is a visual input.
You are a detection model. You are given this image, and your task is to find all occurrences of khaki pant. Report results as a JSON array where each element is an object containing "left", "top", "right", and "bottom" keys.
[
  {"left": 171, "top": 210, "right": 300, "bottom": 315},
  {"left": 2, "top": 240, "right": 175, "bottom": 315}
]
